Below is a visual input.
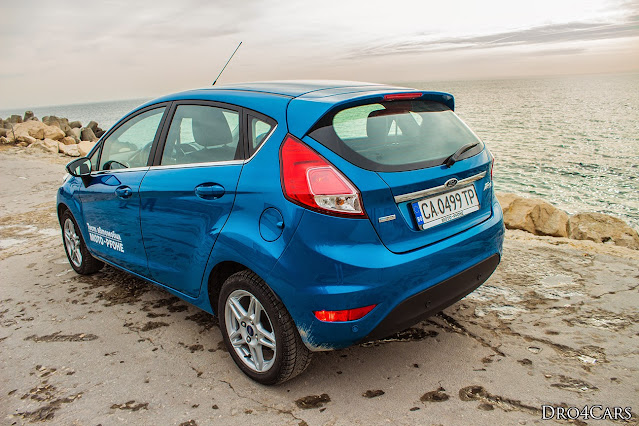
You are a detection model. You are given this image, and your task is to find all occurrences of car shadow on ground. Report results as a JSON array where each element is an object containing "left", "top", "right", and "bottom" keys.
[{"left": 67, "top": 264, "right": 510, "bottom": 409}]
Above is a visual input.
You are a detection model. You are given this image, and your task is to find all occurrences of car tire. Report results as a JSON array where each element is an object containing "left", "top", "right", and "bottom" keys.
[
  {"left": 61, "top": 210, "right": 104, "bottom": 275},
  {"left": 218, "top": 270, "right": 312, "bottom": 385}
]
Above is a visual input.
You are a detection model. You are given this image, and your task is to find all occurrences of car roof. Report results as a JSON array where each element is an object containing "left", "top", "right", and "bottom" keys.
[
  {"left": 213, "top": 80, "right": 404, "bottom": 97},
  {"left": 136, "top": 80, "right": 454, "bottom": 137},
  {"left": 135, "top": 80, "right": 416, "bottom": 122},
  {"left": 149, "top": 80, "right": 413, "bottom": 103}
]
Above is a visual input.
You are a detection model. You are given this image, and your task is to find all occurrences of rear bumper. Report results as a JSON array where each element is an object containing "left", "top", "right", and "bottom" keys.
[
  {"left": 363, "top": 253, "right": 500, "bottom": 341},
  {"left": 267, "top": 198, "right": 504, "bottom": 351}
]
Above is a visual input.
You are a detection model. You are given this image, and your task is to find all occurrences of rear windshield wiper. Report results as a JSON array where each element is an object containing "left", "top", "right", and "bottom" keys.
[{"left": 443, "top": 142, "right": 481, "bottom": 167}]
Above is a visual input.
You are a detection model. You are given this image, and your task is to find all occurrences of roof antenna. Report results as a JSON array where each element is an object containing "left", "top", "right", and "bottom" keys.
[{"left": 212, "top": 42, "right": 242, "bottom": 86}]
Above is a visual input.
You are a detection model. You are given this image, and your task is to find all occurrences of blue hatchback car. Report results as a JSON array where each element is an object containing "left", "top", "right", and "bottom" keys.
[{"left": 58, "top": 81, "right": 504, "bottom": 384}]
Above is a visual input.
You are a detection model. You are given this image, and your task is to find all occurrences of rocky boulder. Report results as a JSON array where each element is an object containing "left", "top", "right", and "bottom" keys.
[
  {"left": 23, "top": 111, "right": 35, "bottom": 121},
  {"left": 64, "top": 128, "right": 80, "bottom": 143},
  {"left": 58, "top": 142, "right": 80, "bottom": 157},
  {"left": 27, "top": 138, "right": 59, "bottom": 154},
  {"left": 21, "top": 121, "right": 44, "bottom": 139},
  {"left": 39, "top": 126, "right": 62, "bottom": 141},
  {"left": 8, "top": 115, "right": 23, "bottom": 124},
  {"left": 42, "top": 116, "right": 60, "bottom": 128},
  {"left": 77, "top": 140, "right": 96, "bottom": 156},
  {"left": 86, "top": 121, "right": 99, "bottom": 132},
  {"left": 80, "top": 127, "right": 97, "bottom": 142},
  {"left": 44, "top": 138, "right": 60, "bottom": 153},
  {"left": 69, "top": 121, "right": 82, "bottom": 129},
  {"left": 24, "top": 122, "right": 45, "bottom": 139},
  {"left": 0, "top": 136, "right": 8, "bottom": 144},
  {"left": 43, "top": 116, "right": 74, "bottom": 137},
  {"left": 0, "top": 128, "right": 7, "bottom": 138},
  {"left": 501, "top": 195, "right": 569, "bottom": 237},
  {"left": 6, "top": 120, "right": 66, "bottom": 142},
  {"left": 44, "top": 125, "right": 65, "bottom": 140},
  {"left": 531, "top": 202, "right": 570, "bottom": 237},
  {"left": 17, "top": 134, "right": 37, "bottom": 145},
  {"left": 60, "top": 136, "right": 76, "bottom": 145},
  {"left": 568, "top": 213, "right": 639, "bottom": 250},
  {"left": 496, "top": 193, "right": 520, "bottom": 211}
]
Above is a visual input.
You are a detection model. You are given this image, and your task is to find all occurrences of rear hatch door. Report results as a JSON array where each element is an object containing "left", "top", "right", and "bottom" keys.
[
  {"left": 304, "top": 93, "right": 494, "bottom": 253},
  {"left": 374, "top": 159, "right": 493, "bottom": 253}
]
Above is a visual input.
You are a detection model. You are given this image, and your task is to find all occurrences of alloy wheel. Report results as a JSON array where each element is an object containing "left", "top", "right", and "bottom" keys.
[
  {"left": 63, "top": 218, "right": 82, "bottom": 268},
  {"left": 224, "top": 289, "right": 276, "bottom": 373}
]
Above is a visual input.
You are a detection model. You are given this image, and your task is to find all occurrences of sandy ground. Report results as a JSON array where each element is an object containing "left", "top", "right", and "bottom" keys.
[{"left": 1, "top": 147, "right": 638, "bottom": 426}]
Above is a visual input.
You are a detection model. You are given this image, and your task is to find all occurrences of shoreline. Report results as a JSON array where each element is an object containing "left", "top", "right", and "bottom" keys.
[
  {"left": 2, "top": 108, "right": 638, "bottom": 248},
  {"left": 1, "top": 111, "right": 103, "bottom": 158},
  {"left": 1, "top": 141, "right": 637, "bottom": 250}
]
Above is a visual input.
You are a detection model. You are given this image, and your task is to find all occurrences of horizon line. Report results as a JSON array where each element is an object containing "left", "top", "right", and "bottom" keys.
[{"left": 1, "top": 70, "right": 637, "bottom": 113}]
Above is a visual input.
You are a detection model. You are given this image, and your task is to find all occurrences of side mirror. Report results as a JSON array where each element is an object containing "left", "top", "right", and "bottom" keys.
[{"left": 66, "top": 157, "right": 92, "bottom": 177}]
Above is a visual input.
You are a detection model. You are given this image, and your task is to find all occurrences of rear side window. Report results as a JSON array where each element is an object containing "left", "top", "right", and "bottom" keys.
[
  {"left": 309, "top": 100, "right": 483, "bottom": 172},
  {"left": 161, "top": 105, "right": 240, "bottom": 165},
  {"left": 248, "top": 115, "right": 275, "bottom": 156}
]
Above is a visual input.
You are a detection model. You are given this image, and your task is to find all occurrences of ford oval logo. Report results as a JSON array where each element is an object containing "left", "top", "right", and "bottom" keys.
[{"left": 445, "top": 178, "right": 458, "bottom": 188}]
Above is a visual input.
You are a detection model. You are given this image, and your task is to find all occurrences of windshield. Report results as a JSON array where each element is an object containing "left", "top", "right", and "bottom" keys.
[{"left": 308, "top": 100, "right": 483, "bottom": 172}]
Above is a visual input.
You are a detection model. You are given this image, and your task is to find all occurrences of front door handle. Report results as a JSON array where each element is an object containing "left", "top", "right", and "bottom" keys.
[
  {"left": 115, "top": 186, "right": 133, "bottom": 199},
  {"left": 195, "top": 183, "right": 225, "bottom": 199}
]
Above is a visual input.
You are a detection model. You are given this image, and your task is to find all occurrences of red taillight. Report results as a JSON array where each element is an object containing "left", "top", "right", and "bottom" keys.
[
  {"left": 313, "top": 305, "right": 376, "bottom": 322},
  {"left": 383, "top": 92, "right": 422, "bottom": 101},
  {"left": 280, "top": 135, "right": 366, "bottom": 218}
]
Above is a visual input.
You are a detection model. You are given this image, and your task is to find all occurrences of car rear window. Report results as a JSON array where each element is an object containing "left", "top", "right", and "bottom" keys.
[{"left": 308, "top": 99, "right": 483, "bottom": 172}]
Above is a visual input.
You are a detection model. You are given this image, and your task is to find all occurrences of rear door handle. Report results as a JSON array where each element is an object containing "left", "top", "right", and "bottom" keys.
[
  {"left": 115, "top": 186, "right": 133, "bottom": 199},
  {"left": 195, "top": 183, "right": 225, "bottom": 199}
]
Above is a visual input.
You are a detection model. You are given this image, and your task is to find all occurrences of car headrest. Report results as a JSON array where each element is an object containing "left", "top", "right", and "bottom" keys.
[
  {"left": 366, "top": 110, "right": 391, "bottom": 140},
  {"left": 192, "top": 108, "right": 232, "bottom": 147}
]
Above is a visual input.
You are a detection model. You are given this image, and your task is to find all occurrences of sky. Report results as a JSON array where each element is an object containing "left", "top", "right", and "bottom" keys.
[{"left": 1, "top": 0, "right": 638, "bottom": 109}]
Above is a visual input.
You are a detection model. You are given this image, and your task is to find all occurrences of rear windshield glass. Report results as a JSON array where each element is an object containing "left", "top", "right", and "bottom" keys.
[{"left": 308, "top": 100, "right": 483, "bottom": 172}]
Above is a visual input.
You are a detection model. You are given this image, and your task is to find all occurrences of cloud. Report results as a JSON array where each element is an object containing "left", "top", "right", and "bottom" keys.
[
  {"left": 114, "top": 24, "right": 239, "bottom": 45},
  {"left": 522, "top": 47, "right": 587, "bottom": 56},
  {"left": 345, "top": 16, "right": 639, "bottom": 59},
  {"left": 108, "top": 0, "right": 251, "bottom": 44},
  {"left": 1, "top": 0, "right": 637, "bottom": 109},
  {"left": 0, "top": 71, "right": 26, "bottom": 79}
]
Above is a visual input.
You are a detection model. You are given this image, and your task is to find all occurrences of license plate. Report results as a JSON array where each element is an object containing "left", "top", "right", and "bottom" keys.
[{"left": 411, "top": 185, "right": 479, "bottom": 230}]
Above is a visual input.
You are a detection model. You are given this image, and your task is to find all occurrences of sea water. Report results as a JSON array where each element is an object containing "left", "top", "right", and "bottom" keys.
[
  {"left": 412, "top": 73, "right": 638, "bottom": 230},
  {"left": 2, "top": 73, "right": 637, "bottom": 229}
]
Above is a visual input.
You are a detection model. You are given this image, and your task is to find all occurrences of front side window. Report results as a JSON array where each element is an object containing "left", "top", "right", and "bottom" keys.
[
  {"left": 161, "top": 105, "right": 240, "bottom": 165},
  {"left": 99, "top": 107, "right": 166, "bottom": 171},
  {"left": 89, "top": 146, "right": 100, "bottom": 171}
]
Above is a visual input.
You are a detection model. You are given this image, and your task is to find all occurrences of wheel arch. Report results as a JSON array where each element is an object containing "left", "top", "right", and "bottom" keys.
[
  {"left": 57, "top": 202, "right": 70, "bottom": 223},
  {"left": 207, "top": 261, "right": 249, "bottom": 316},
  {"left": 57, "top": 201, "right": 85, "bottom": 239},
  {"left": 206, "top": 260, "right": 289, "bottom": 317},
  {"left": 56, "top": 200, "right": 92, "bottom": 257}
]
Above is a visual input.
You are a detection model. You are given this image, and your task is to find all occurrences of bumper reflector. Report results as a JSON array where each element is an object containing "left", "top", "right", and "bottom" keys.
[{"left": 313, "top": 304, "right": 376, "bottom": 322}]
